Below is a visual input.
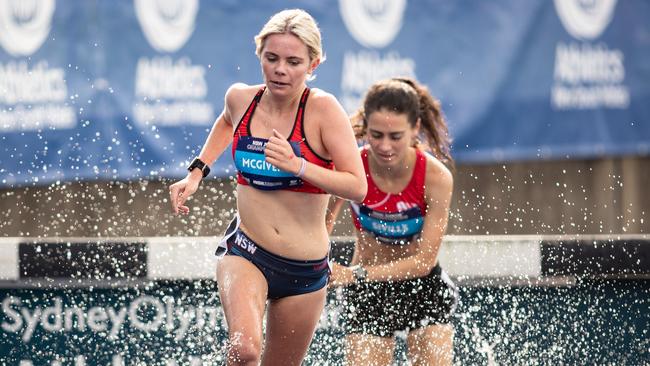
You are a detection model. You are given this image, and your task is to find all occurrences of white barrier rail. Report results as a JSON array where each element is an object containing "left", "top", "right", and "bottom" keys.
[{"left": 1, "top": 235, "right": 649, "bottom": 286}]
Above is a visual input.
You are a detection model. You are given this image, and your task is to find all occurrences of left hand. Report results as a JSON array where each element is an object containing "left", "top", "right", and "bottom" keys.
[
  {"left": 329, "top": 261, "right": 355, "bottom": 287},
  {"left": 265, "top": 129, "right": 302, "bottom": 175}
]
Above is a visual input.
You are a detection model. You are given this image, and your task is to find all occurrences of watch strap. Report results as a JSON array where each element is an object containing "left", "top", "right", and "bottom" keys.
[{"left": 188, "top": 157, "right": 210, "bottom": 178}]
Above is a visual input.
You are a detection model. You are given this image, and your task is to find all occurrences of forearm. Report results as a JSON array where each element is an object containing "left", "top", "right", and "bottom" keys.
[
  {"left": 197, "top": 118, "right": 232, "bottom": 166},
  {"left": 365, "top": 246, "right": 440, "bottom": 282},
  {"left": 301, "top": 161, "right": 366, "bottom": 202}
]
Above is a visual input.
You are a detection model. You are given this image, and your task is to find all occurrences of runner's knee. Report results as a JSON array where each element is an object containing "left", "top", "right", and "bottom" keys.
[{"left": 227, "top": 331, "right": 262, "bottom": 364}]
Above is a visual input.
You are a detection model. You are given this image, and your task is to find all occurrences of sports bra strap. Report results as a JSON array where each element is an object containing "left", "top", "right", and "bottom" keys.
[{"left": 254, "top": 87, "right": 265, "bottom": 101}]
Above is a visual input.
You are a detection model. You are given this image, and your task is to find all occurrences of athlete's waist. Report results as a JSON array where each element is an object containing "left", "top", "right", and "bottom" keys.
[
  {"left": 231, "top": 228, "right": 329, "bottom": 266},
  {"left": 237, "top": 215, "right": 329, "bottom": 259},
  {"left": 237, "top": 222, "right": 329, "bottom": 261},
  {"left": 237, "top": 184, "right": 329, "bottom": 215}
]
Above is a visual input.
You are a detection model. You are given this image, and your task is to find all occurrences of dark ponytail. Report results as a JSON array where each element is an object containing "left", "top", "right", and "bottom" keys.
[{"left": 353, "top": 77, "right": 454, "bottom": 169}]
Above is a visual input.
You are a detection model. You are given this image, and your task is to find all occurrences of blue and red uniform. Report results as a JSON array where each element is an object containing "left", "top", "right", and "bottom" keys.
[
  {"left": 343, "top": 146, "right": 459, "bottom": 337},
  {"left": 216, "top": 87, "right": 332, "bottom": 299},
  {"left": 231, "top": 87, "right": 334, "bottom": 193},
  {"left": 350, "top": 146, "right": 427, "bottom": 245}
]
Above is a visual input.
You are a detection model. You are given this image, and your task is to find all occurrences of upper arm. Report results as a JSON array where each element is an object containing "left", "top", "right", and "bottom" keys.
[
  {"left": 419, "top": 156, "right": 454, "bottom": 258},
  {"left": 198, "top": 83, "right": 249, "bottom": 163},
  {"left": 316, "top": 94, "right": 366, "bottom": 181},
  {"left": 221, "top": 82, "right": 249, "bottom": 127}
]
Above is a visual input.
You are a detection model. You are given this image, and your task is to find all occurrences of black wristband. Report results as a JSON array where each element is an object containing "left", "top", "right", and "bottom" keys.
[{"left": 187, "top": 157, "right": 210, "bottom": 178}]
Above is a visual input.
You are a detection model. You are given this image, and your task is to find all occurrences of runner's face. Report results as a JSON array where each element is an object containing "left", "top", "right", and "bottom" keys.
[
  {"left": 366, "top": 109, "right": 418, "bottom": 168},
  {"left": 260, "top": 33, "right": 317, "bottom": 95}
]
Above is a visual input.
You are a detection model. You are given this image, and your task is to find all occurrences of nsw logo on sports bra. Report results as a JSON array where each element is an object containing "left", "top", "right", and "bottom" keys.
[{"left": 234, "top": 136, "right": 303, "bottom": 190}]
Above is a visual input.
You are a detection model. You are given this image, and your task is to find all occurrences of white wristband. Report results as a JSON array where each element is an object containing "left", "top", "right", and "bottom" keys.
[{"left": 296, "top": 157, "right": 307, "bottom": 178}]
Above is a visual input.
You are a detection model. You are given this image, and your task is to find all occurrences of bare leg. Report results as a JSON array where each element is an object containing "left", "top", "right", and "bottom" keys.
[
  {"left": 407, "top": 324, "right": 454, "bottom": 366},
  {"left": 216, "top": 256, "right": 268, "bottom": 366},
  {"left": 345, "top": 333, "right": 396, "bottom": 366},
  {"left": 261, "top": 287, "right": 327, "bottom": 366}
]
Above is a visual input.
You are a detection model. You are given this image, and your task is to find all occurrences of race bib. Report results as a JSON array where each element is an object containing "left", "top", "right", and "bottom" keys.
[
  {"left": 352, "top": 203, "right": 424, "bottom": 245},
  {"left": 234, "top": 136, "right": 303, "bottom": 190}
]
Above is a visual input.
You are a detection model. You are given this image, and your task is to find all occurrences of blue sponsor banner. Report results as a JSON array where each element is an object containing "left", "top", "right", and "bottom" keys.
[
  {"left": 1, "top": 280, "right": 648, "bottom": 364},
  {"left": 1, "top": 0, "right": 649, "bottom": 187}
]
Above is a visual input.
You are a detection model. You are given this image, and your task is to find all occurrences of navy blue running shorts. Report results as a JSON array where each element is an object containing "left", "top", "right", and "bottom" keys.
[{"left": 216, "top": 215, "right": 330, "bottom": 299}]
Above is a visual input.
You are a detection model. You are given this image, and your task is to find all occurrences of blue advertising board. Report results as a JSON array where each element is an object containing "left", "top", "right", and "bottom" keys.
[
  {"left": 0, "top": 236, "right": 648, "bottom": 363},
  {"left": 1, "top": 0, "right": 649, "bottom": 187},
  {"left": 1, "top": 280, "right": 648, "bottom": 364}
]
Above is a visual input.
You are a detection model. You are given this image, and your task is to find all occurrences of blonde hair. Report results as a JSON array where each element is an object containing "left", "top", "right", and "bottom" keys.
[{"left": 254, "top": 9, "right": 325, "bottom": 64}]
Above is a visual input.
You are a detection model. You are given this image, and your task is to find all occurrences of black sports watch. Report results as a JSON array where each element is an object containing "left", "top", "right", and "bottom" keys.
[
  {"left": 187, "top": 157, "right": 210, "bottom": 178},
  {"left": 351, "top": 265, "right": 368, "bottom": 283}
]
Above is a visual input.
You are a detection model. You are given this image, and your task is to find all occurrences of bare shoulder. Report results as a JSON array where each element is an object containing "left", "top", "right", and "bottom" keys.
[
  {"left": 306, "top": 88, "right": 347, "bottom": 121},
  {"left": 225, "top": 83, "right": 261, "bottom": 106},
  {"left": 224, "top": 83, "right": 263, "bottom": 122},
  {"left": 308, "top": 87, "right": 339, "bottom": 104},
  {"left": 424, "top": 152, "right": 454, "bottom": 194}
]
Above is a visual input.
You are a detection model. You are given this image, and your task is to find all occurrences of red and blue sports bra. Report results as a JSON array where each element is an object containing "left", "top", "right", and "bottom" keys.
[
  {"left": 350, "top": 146, "right": 427, "bottom": 245},
  {"left": 231, "top": 87, "right": 334, "bottom": 193}
]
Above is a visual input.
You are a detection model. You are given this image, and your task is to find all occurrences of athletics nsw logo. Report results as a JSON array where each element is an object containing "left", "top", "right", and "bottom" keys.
[
  {"left": 551, "top": 0, "right": 627, "bottom": 110},
  {"left": 134, "top": 0, "right": 199, "bottom": 53},
  {"left": 339, "top": 0, "right": 406, "bottom": 48},
  {"left": 0, "top": 0, "right": 55, "bottom": 57},
  {"left": 554, "top": 0, "right": 617, "bottom": 40}
]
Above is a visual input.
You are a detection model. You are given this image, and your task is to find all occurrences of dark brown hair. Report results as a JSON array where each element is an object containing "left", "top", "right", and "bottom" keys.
[{"left": 353, "top": 77, "right": 453, "bottom": 168}]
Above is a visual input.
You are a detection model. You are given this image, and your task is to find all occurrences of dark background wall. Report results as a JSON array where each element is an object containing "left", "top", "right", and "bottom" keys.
[{"left": 2, "top": 156, "right": 648, "bottom": 238}]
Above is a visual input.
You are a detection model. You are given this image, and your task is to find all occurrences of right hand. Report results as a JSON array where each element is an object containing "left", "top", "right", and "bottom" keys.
[
  {"left": 169, "top": 171, "right": 202, "bottom": 215},
  {"left": 265, "top": 129, "right": 302, "bottom": 175}
]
